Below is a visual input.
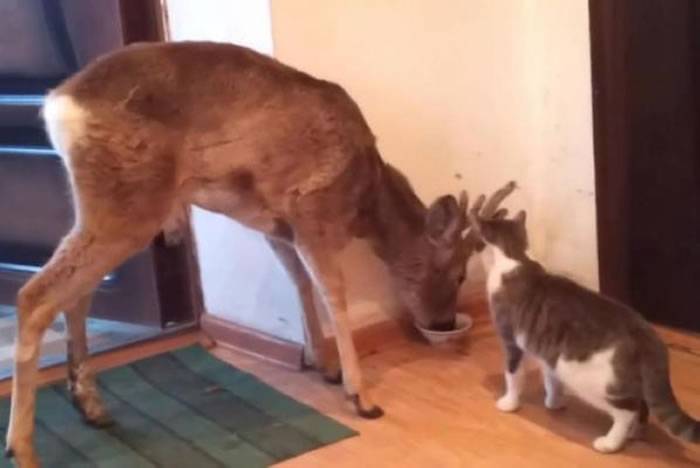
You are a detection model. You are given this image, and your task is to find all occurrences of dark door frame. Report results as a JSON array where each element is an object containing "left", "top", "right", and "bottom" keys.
[
  {"left": 589, "top": 0, "right": 700, "bottom": 331},
  {"left": 120, "top": 0, "right": 204, "bottom": 327},
  {"left": 588, "top": 0, "right": 633, "bottom": 303}
]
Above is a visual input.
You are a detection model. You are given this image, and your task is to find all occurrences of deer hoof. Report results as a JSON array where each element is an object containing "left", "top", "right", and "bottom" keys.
[
  {"left": 351, "top": 395, "right": 384, "bottom": 419},
  {"left": 4, "top": 443, "right": 39, "bottom": 468},
  {"left": 84, "top": 412, "right": 115, "bottom": 428},
  {"left": 72, "top": 396, "right": 114, "bottom": 428},
  {"left": 323, "top": 369, "right": 343, "bottom": 385}
]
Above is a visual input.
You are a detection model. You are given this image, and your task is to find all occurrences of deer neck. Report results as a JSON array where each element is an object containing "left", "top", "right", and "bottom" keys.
[{"left": 365, "top": 162, "right": 426, "bottom": 265}]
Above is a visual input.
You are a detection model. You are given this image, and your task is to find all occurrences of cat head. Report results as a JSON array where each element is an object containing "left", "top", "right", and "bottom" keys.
[{"left": 468, "top": 209, "right": 529, "bottom": 260}]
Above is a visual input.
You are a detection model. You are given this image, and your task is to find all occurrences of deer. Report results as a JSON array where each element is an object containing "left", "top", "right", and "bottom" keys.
[{"left": 5, "top": 41, "right": 515, "bottom": 467}]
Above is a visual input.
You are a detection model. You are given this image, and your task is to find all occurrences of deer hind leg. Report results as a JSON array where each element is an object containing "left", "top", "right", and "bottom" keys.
[
  {"left": 64, "top": 293, "right": 112, "bottom": 427},
  {"left": 5, "top": 229, "right": 153, "bottom": 466},
  {"left": 265, "top": 235, "right": 341, "bottom": 382},
  {"left": 295, "top": 238, "right": 383, "bottom": 419}
]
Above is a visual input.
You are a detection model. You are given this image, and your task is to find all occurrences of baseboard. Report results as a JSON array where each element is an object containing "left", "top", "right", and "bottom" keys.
[
  {"left": 200, "top": 295, "right": 700, "bottom": 372},
  {"left": 655, "top": 325, "right": 700, "bottom": 357},
  {"left": 321, "top": 316, "right": 409, "bottom": 361},
  {"left": 200, "top": 314, "right": 305, "bottom": 370},
  {"left": 320, "top": 294, "right": 492, "bottom": 359},
  {"left": 201, "top": 295, "right": 492, "bottom": 371}
]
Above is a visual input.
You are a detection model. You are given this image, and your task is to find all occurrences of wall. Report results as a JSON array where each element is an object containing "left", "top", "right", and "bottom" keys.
[
  {"left": 271, "top": 0, "right": 599, "bottom": 296},
  {"left": 165, "top": 0, "right": 273, "bottom": 52},
  {"left": 166, "top": 0, "right": 305, "bottom": 343},
  {"left": 166, "top": 0, "right": 599, "bottom": 342}
]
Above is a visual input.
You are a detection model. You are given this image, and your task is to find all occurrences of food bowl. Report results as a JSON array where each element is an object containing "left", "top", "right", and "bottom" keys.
[{"left": 415, "top": 313, "right": 473, "bottom": 345}]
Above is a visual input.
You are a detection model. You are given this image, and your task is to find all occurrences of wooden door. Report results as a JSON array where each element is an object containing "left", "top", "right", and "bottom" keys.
[
  {"left": 590, "top": 0, "right": 700, "bottom": 331},
  {"left": 0, "top": 0, "right": 199, "bottom": 329}
]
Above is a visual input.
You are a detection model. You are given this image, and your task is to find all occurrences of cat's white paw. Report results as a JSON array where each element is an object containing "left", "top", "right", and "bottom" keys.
[
  {"left": 496, "top": 395, "right": 520, "bottom": 412},
  {"left": 593, "top": 436, "right": 624, "bottom": 454},
  {"left": 545, "top": 394, "right": 566, "bottom": 410}
]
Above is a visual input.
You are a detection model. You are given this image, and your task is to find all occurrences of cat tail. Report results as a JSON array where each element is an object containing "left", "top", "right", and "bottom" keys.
[{"left": 641, "top": 345, "right": 700, "bottom": 443}]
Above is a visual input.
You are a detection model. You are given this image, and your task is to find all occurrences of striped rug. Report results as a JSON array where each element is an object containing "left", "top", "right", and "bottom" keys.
[{"left": 0, "top": 346, "right": 356, "bottom": 468}]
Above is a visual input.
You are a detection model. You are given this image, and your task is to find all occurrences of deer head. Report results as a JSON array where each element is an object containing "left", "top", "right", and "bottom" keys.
[{"left": 390, "top": 181, "right": 516, "bottom": 331}]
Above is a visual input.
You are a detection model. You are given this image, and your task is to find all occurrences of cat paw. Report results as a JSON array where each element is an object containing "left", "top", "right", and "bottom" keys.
[
  {"left": 545, "top": 395, "right": 566, "bottom": 410},
  {"left": 496, "top": 395, "right": 520, "bottom": 412},
  {"left": 593, "top": 436, "right": 624, "bottom": 454}
]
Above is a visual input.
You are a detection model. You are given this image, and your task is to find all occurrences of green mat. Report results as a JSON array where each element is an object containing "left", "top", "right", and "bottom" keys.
[{"left": 0, "top": 345, "right": 357, "bottom": 468}]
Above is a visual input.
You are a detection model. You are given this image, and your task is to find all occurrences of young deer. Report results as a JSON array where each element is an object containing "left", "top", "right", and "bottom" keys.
[{"left": 6, "top": 41, "right": 514, "bottom": 466}]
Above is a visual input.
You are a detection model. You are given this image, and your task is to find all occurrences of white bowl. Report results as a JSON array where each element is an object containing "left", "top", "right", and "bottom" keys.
[{"left": 415, "top": 313, "right": 473, "bottom": 345}]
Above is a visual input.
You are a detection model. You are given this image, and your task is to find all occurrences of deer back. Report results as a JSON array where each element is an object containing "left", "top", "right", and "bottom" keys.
[{"left": 49, "top": 41, "right": 377, "bottom": 228}]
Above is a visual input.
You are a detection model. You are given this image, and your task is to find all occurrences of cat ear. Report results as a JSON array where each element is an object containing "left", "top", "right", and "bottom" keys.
[{"left": 515, "top": 210, "right": 527, "bottom": 226}]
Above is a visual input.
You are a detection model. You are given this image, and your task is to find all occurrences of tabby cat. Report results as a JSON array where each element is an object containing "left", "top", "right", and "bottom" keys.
[{"left": 469, "top": 209, "right": 700, "bottom": 453}]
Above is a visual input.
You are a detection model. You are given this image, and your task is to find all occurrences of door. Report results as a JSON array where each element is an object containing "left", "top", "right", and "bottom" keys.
[
  {"left": 589, "top": 0, "right": 700, "bottom": 331},
  {"left": 0, "top": 0, "right": 198, "bottom": 330}
]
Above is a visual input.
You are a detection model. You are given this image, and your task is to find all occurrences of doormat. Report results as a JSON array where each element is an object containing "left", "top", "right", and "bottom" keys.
[{"left": 0, "top": 345, "right": 357, "bottom": 467}]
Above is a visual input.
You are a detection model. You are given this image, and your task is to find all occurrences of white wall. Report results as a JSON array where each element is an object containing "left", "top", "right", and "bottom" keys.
[
  {"left": 191, "top": 210, "right": 305, "bottom": 342},
  {"left": 166, "top": 0, "right": 305, "bottom": 343},
  {"left": 166, "top": 0, "right": 599, "bottom": 341},
  {"left": 271, "top": 0, "right": 599, "bottom": 295},
  {"left": 166, "top": 0, "right": 273, "bottom": 53}
]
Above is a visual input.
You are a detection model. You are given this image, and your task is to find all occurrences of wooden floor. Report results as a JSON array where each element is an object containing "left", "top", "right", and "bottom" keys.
[
  {"left": 2, "top": 318, "right": 700, "bottom": 467},
  {"left": 212, "top": 314, "right": 700, "bottom": 468}
]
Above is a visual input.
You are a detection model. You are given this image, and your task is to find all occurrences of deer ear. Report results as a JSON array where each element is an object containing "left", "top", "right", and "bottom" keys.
[{"left": 426, "top": 195, "right": 461, "bottom": 245}]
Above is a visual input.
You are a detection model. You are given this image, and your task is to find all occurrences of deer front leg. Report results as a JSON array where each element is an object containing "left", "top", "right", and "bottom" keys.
[
  {"left": 265, "top": 237, "right": 340, "bottom": 382},
  {"left": 296, "top": 243, "right": 383, "bottom": 418},
  {"left": 64, "top": 294, "right": 113, "bottom": 427}
]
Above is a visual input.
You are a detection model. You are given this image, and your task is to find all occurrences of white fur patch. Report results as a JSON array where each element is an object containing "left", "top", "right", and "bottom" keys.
[
  {"left": 484, "top": 246, "right": 521, "bottom": 297},
  {"left": 43, "top": 94, "right": 88, "bottom": 160},
  {"left": 555, "top": 347, "right": 616, "bottom": 411},
  {"left": 497, "top": 367, "right": 526, "bottom": 412}
]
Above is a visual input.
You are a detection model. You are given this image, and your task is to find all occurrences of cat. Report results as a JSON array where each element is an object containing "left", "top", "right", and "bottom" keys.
[{"left": 469, "top": 209, "right": 700, "bottom": 453}]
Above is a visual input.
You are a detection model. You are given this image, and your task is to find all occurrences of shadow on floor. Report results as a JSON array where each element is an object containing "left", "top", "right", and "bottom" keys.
[{"left": 481, "top": 370, "right": 699, "bottom": 467}]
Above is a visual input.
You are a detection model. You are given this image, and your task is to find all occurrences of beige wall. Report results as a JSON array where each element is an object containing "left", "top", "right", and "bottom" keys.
[
  {"left": 271, "top": 0, "right": 599, "bottom": 311},
  {"left": 167, "top": 0, "right": 310, "bottom": 342}
]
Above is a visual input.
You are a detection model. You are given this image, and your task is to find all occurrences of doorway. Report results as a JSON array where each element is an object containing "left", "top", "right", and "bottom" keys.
[
  {"left": 589, "top": 0, "right": 700, "bottom": 332},
  {"left": 0, "top": 0, "right": 200, "bottom": 377}
]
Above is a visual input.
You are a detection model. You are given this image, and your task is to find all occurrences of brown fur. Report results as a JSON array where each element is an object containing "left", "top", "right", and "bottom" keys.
[{"left": 5, "top": 41, "right": 514, "bottom": 466}]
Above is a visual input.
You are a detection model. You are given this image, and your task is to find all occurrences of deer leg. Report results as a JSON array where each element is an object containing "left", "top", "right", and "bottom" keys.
[
  {"left": 64, "top": 294, "right": 113, "bottom": 427},
  {"left": 296, "top": 242, "right": 383, "bottom": 419},
  {"left": 192, "top": 187, "right": 343, "bottom": 381},
  {"left": 265, "top": 237, "right": 339, "bottom": 375},
  {"left": 5, "top": 229, "right": 149, "bottom": 467}
]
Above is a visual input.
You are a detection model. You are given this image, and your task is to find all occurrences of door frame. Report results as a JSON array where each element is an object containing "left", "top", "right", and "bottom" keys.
[
  {"left": 589, "top": 0, "right": 700, "bottom": 331},
  {"left": 120, "top": 0, "right": 204, "bottom": 328},
  {"left": 588, "top": 0, "right": 633, "bottom": 303}
]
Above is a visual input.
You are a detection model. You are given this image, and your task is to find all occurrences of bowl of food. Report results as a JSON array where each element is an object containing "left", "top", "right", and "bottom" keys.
[{"left": 415, "top": 313, "right": 473, "bottom": 345}]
